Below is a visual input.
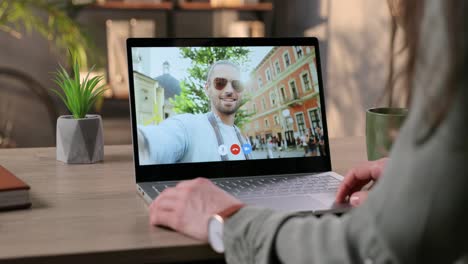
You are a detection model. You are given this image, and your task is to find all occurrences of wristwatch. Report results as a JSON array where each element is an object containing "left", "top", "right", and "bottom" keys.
[{"left": 208, "top": 203, "right": 245, "bottom": 253}]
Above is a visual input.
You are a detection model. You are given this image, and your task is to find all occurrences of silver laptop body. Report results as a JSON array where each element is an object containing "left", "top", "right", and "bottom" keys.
[{"left": 127, "top": 38, "right": 350, "bottom": 214}]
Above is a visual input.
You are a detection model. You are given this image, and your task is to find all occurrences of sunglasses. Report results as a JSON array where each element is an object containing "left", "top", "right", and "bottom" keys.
[{"left": 213, "top": 77, "right": 244, "bottom": 92}]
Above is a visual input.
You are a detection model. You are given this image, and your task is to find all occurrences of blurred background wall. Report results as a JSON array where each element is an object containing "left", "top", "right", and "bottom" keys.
[
  {"left": 322, "top": 0, "right": 391, "bottom": 138},
  {"left": 0, "top": 0, "right": 392, "bottom": 146}
]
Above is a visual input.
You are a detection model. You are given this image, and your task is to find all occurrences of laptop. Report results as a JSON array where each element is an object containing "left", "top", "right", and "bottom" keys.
[{"left": 126, "top": 37, "right": 349, "bottom": 214}]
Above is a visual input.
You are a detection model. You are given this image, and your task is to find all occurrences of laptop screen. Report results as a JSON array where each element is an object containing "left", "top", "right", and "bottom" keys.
[{"left": 127, "top": 38, "right": 332, "bottom": 182}]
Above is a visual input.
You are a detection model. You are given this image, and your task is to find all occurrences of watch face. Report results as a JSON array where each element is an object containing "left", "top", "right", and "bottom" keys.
[{"left": 208, "top": 216, "right": 224, "bottom": 253}]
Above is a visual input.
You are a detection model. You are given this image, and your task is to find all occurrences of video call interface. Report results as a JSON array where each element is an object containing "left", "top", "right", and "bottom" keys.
[{"left": 132, "top": 45, "right": 327, "bottom": 166}]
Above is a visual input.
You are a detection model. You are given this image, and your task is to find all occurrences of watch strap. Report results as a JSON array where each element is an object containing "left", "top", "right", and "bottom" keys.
[{"left": 218, "top": 203, "right": 245, "bottom": 220}]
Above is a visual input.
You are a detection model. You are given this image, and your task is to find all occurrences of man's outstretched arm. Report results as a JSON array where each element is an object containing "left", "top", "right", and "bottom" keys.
[{"left": 137, "top": 118, "right": 188, "bottom": 164}]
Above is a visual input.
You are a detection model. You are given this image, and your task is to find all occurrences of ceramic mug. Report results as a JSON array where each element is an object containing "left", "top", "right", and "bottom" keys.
[{"left": 366, "top": 107, "right": 408, "bottom": 161}]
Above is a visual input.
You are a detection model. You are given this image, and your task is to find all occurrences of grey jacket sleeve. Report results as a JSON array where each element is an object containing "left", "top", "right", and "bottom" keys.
[
  {"left": 223, "top": 0, "right": 468, "bottom": 262},
  {"left": 224, "top": 201, "right": 400, "bottom": 263}
]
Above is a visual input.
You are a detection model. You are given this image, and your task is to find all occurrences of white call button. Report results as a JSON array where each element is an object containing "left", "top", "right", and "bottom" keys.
[{"left": 218, "top": 145, "right": 228, "bottom": 156}]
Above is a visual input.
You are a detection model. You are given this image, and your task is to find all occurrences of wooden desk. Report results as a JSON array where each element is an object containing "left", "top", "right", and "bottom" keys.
[{"left": 0, "top": 137, "right": 365, "bottom": 263}]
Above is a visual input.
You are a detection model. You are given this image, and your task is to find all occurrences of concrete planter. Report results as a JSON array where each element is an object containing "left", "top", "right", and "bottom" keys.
[{"left": 56, "top": 115, "right": 104, "bottom": 164}]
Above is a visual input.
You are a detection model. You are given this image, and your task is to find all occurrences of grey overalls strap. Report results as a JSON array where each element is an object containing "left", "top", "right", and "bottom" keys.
[{"left": 207, "top": 112, "right": 251, "bottom": 161}]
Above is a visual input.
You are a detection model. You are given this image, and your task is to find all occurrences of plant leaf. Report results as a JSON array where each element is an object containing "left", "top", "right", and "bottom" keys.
[{"left": 50, "top": 47, "right": 105, "bottom": 119}]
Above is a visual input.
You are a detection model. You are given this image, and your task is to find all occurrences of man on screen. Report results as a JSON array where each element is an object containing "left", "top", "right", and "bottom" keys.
[{"left": 137, "top": 60, "right": 252, "bottom": 165}]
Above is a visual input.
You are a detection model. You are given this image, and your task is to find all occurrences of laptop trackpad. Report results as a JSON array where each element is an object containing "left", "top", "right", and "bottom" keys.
[{"left": 241, "top": 195, "right": 327, "bottom": 213}]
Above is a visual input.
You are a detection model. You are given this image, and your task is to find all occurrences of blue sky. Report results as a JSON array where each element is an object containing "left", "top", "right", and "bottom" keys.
[{"left": 133, "top": 46, "right": 272, "bottom": 82}]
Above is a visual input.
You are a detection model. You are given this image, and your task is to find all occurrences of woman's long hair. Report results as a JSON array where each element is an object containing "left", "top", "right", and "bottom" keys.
[{"left": 386, "top": 0, "right": 467, "bottom": 142}]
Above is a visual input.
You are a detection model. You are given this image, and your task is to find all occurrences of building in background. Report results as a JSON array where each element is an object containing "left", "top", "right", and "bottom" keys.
[
  {"left": 133, "top": 71, "right": 164, "bottom": 127},
  {"left": 154, "top": 61, "right": 182, "bottom": 119},
  {"left": 243, "top": 46, "right": 323, "bottom": 147},
  {"left": 133, "top": 60, "right": 181, "bottom": 127}
]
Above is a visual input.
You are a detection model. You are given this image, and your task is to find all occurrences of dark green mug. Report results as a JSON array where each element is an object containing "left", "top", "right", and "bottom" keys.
[{"left": 366, "top": 107, "right": 408, "bottom": 161}]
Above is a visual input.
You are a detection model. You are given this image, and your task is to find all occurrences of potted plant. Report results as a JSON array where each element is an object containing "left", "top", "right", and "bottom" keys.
[{"left": 51, "top": 53, "right": 107, "bottom": 164}]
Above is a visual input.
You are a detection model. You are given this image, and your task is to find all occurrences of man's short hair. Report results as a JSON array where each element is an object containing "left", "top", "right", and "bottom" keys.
[{"left": 206, "top": 60, "right": 241, "bottom": 83}]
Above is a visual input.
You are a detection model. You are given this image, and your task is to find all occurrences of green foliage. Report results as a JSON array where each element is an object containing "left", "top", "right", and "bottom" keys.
[
  {"left": 143, "top": 102, "right": 163, "bottom": 126},
  {"left": 233, "top": 96, "right": 254, "bottom": 130},
  {"left": 173, "top": 80, "right": 210, "bottom": 115},
  {"left": 51, "top": 52, "right": 107, "bottom": 119},
  {"left": 170, "top": 47, "right": 254, "bottom": 129},
  {"left": 0, "top": 0, "right": 95, "bottom": 67}
]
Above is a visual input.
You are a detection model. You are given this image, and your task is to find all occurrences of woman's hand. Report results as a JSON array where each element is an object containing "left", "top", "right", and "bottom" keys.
[
  {"left": 149, "top": 178, "right": 242, "bottom": 241},
  {"left": 335, "top": 158, "right": 389, "bottom": 207}
]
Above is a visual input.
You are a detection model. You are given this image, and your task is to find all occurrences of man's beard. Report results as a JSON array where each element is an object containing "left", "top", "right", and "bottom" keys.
[{"left": 215, "top": 100, "right": 241, "bottom": 116}]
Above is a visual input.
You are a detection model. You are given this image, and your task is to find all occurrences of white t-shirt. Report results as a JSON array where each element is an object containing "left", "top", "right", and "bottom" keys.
[{"left": 138, "top": 112, "right": 247, "bottom": 165}]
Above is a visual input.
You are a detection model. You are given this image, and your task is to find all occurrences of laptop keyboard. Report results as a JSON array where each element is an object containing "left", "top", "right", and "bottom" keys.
[{"left": 152, "top": 174, "right": 341, "bottom": 198}]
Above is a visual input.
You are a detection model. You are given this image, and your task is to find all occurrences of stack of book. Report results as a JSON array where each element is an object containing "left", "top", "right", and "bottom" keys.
[{"left": 0, "top": 166, "right": 31, "bottom": 211}]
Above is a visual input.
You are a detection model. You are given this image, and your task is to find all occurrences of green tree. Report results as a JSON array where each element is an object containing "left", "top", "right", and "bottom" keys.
[{"left": 170, "top": 47, "right": 254, "bottom": 129}]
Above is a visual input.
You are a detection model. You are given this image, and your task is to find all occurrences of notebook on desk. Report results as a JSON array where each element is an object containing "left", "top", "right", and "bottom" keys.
[
  {"left": 0, "top": 165, "right": 31, "bottom": 211},
  {"left": 126, "top": 37, "right": 350, "bottom": 214}
]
